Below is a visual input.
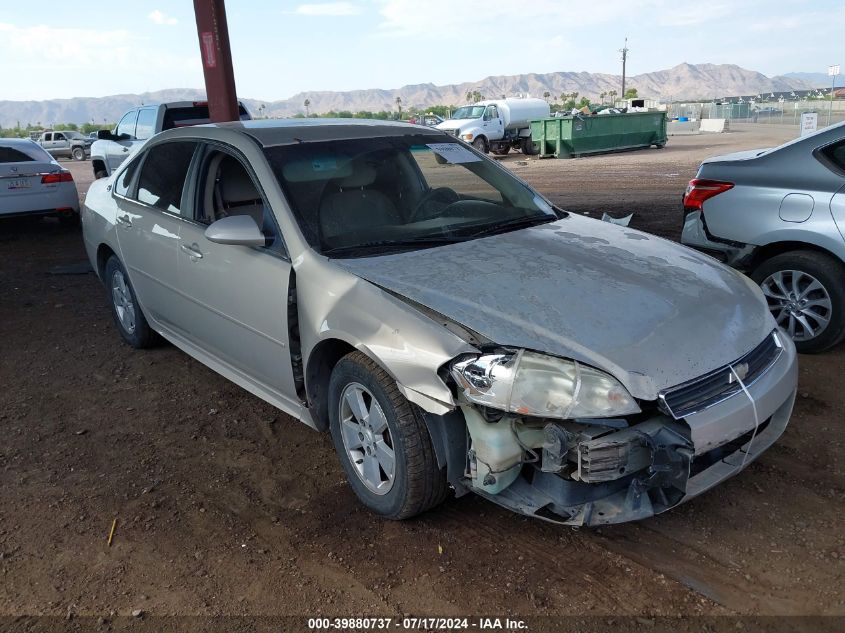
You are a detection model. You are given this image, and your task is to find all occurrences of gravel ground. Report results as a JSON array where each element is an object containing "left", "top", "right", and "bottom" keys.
[{"left": 0, "top": 124, "right": 843, "bottom": 625}]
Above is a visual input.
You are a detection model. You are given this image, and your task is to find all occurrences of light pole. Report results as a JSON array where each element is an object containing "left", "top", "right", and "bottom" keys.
[
  {"left": 828, "top": 64, "right": 840, "bottom": 126},
  {"left": 619, "top": 37, "right": 629, "bottom": 101}
]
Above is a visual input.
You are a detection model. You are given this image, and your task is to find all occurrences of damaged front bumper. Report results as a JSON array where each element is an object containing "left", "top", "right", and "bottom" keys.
[{"left": 466, "top": 330, "right": 797, "bottom": 526}]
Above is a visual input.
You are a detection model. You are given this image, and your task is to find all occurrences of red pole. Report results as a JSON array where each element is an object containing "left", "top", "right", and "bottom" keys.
[{"left": 193, "top": 0, "right": 239, "bottom": 123}]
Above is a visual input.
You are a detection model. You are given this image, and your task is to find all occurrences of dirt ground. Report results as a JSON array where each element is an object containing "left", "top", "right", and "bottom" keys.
[{"left": 1, "top": 124, "right": 843, "bottom": 627}]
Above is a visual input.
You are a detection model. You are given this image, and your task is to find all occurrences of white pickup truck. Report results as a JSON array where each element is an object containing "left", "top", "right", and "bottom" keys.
[
  {"left": 91, "top": 100, "right": 251, "bottom": 178},
  {"left": 436, "top": 98, "right": 550, "bottom": 155}
]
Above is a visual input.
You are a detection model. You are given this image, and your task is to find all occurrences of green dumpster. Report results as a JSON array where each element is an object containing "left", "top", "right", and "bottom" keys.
[{"left": 529, "top": 111, "right": 668, "bottom": 158}]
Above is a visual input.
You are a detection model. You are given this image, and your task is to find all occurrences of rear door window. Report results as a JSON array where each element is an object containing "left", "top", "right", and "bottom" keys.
[
  {"left": 135, "top": 141, "right": 198, "bottom": 214},
  {"left": 820, "top": 140, "right": 845, "bottom": 173}
]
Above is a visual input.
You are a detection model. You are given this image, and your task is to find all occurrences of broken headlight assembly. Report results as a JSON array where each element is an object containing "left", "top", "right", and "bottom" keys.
[{"left": 450, "top": 350, "right": 640, "bottom": 419}]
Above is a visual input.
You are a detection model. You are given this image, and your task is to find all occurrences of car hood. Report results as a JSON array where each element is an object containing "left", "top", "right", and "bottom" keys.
[
  {"left": 436, "top": 118, "right": 476, "bottom": 131},
  {"left": 334, "top": 216, "right": 774, "bottom": 400}
]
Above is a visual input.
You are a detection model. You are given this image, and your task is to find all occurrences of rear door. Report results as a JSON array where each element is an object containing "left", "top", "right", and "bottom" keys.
[
  {"left": 822, "top": 140, "right": 845, "bottom": 241},
  {"left": 174, "top": 142, "right": 298, "bottom": 402},
  {"left": 113, "top": 140, "right": 198, "bottom": 336}
]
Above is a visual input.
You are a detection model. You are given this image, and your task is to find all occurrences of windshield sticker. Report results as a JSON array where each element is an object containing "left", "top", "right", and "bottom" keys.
[{"left": 426, "top": 143, "right": 481, "bottom": 164}]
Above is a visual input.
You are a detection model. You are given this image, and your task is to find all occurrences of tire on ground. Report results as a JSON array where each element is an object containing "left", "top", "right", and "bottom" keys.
[
  {"left": 104, "top": 255, "right": 157, "bottom": 349},
  {"left": 328, "top": 351, "right": 448, "bottom": 520},
  {"left": 751, "top": 250, "right": 845, "bottom": 353}
]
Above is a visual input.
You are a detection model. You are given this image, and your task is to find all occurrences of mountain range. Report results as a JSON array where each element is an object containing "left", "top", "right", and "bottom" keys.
[{"left": 0, "top": 63, "right": 829, "bottom": 128}]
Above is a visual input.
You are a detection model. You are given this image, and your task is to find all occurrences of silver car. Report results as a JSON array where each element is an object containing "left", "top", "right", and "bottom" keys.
[
  {"left": 81, "top": 120, "right": 797, "bottom": 526},
  {"left": 1, "top": 138, "right": 80, "bottom": 225},
  {"left": 682, "top": 121, "right": 845, "bottom": 353}
]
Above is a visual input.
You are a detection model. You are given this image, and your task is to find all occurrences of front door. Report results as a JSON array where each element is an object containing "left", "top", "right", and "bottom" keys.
[
  {"left": 175, "top": 144, "right": 297, "bottom": 402},
  {"left": 51, "top": 132, "right": 71, "bottom": 158},
  {"left": 108, "top": 110, "right": 139, "bottom": 173},
  {"left": 113, "top": 140, "right": 198, "bottom": 337},
  {"left": 484, "top": 105, "right": 504, "bottom": 140}
]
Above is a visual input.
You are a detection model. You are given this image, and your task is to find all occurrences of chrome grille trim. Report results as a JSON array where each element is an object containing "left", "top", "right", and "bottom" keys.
[{"left": 658, "top": 331, "right": 783, "bottom": 420}]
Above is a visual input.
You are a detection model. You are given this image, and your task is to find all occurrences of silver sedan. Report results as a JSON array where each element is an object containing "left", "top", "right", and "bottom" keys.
[
  {"left": 682, "top": 121, "right": 845, "bottom": 352},
  {"left": 82, "top": 120, "right": 797, "bottom": 526},
  {"left": 1, "top": 138, "right": 80, "bottom": 225}
]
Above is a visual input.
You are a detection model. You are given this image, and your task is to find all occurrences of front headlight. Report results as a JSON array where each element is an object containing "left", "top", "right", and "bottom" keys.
[{"left": 450, "top": 350, "right": 640, "bottom": 419}]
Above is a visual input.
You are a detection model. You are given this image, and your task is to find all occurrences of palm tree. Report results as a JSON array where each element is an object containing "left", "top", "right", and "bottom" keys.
[
  {"left": 395, "top": 96, "right": 403, "bottom": 119},
  {"left": 543, "top": 91, "right": 551, "bottom": 102},
  {"left": 599, "top": 91, "right": 607, "bottom": 104},
  {"left": 304, "top": 99, "right": 311, "bottom": 117}
]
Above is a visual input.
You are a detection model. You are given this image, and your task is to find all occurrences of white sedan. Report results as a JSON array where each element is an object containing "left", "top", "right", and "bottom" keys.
[{"left": 0, "top": 138, "right": 80, "bottom": 225}]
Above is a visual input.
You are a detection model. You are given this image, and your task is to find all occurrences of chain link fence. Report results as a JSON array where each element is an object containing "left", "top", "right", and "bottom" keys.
[{"left": 667, "top": 100, "right": 845, "bottom": 128}]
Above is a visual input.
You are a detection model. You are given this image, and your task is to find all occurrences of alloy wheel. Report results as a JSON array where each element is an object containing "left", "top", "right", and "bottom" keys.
[
  {"left": 111, "top": 269, "right": 136, "bottom": 334},
  {"left": 338, "top": 382, "right": 395, "bottom": 495},
  {"left": 760, "top": 269, "right": 832, "bottom": 342}
]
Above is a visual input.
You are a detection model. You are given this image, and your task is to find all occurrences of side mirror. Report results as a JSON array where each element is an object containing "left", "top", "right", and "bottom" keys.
[
  {"left": 204, "top": 215, "right": 267, "bottom": 247},
  {"left": 97, "top": 129, "right": 115, "bottom": 140}
]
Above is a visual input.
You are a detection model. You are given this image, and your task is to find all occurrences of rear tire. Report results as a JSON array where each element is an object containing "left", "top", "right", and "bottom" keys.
[
  {"left": 328, "top": 351, "right": 448, "bottom": 520},
  {"left": 521, "top": 137, "right": 539, "bottom": 155},
  {"left": 72, "top": 147, "right": 85, "bottom": 161},
  {"left": 751, "top": 250, "right": 845, "bottom": 353},
  {"left": 471, "top": 136, "right": 488, "bottom": 154},
  {"left": 104, "top": 256, "right": 157, "bottom": 349}
]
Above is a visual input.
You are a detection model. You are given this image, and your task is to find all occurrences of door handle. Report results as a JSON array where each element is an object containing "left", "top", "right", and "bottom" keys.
[
  {"left": 122, "top": 147, "right": 130, "bottom": 153},
  {"left": 116, "top": 214, "right": 132, "bottom": 228},
  {"left": 180, "top": 243, "right": 204, "bottom": 260}
]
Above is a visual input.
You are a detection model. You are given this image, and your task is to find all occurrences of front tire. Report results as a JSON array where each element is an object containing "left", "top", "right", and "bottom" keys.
[
  {"left": 72, "top": 147, "right": 85, "bottom": 161},
  {"left": 752, "top": 250, "right": 845, "bottom": 353},
  {"left": 328, "top": 352, "right": 447, "bottom": 520},
  {"left": 471, "top": 136, "right": 488, "bottom": 154},
  {"left": 104, "top": 256, "right": 156, "bottom": 349}
]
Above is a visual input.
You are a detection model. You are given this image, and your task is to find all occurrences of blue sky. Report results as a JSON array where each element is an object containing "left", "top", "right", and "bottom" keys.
[{"left": 1, "top": 0, "right": 842, "bottom": 101}]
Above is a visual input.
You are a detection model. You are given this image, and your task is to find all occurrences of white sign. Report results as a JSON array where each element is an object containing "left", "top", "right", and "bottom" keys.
[
  {"left": 829, "top": 65, "right": 840, "bottom": 76},
  {"left": 426, "top": 143, "right": 481, "bottom": 164},
  {"left": 801, "top": 112, "right": 818, "bottom": 137}
]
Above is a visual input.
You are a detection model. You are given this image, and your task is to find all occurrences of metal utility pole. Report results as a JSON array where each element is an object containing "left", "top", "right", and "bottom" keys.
[
  {"left": 620, "top": 37, "right": 629, "bottom": 101},
  {"left": 829, "top": 64, "right": 840, "bottom": 127},
  {"left": 193, "top": 0, "right": 239, "bottom": 123}
]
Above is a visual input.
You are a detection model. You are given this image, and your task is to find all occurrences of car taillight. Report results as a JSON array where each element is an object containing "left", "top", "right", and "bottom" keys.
[
  {"left": 683, "top": 179, "right": 733, "bottom": 211},
  {"left": 41, "top": 171, "right": 74, "bottom": 184}
]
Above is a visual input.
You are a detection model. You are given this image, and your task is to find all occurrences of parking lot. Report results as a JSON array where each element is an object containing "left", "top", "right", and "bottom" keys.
[{"left": 1, "top": 124, "right": 842, "bottom": 620}]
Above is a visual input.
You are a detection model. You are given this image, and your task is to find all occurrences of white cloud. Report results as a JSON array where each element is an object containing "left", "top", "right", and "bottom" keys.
[
  {"left": 0, "top": 22, "right": 199, "bottom": 100},
  {"left": 148, "top": 9, "right": 178, "bottom": 26},
  {"left": 295, "top": 2, "right": 361, "bottom": 16}
]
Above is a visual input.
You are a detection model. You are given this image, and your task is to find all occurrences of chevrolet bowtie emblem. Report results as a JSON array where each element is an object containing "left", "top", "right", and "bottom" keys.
[{"left": 731, "top": 362, "right": 750, "bottom": 382}]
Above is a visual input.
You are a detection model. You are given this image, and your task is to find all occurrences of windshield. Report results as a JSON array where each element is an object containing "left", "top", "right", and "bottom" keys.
[
  {"left": 264, "top": 134, "right": 557, "bottom": 257},
  {"left": 450, "top": 106, "right": 486, "bottom": 120},
  {"left": 64, "top": 131, "right": 84, "bottom": 139}
]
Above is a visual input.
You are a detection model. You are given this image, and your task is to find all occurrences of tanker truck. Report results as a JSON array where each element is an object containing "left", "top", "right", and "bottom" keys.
[{"left": 436, "top": 97, "right": 550, "bottom": 155}]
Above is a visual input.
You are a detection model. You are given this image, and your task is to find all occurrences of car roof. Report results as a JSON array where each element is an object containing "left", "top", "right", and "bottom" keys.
[
  {"left": 194, "top": 118, "right": 445, "bottom": 147},
  {"left": 0, "top": 137, "right": 43, "bottom": 148}
]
